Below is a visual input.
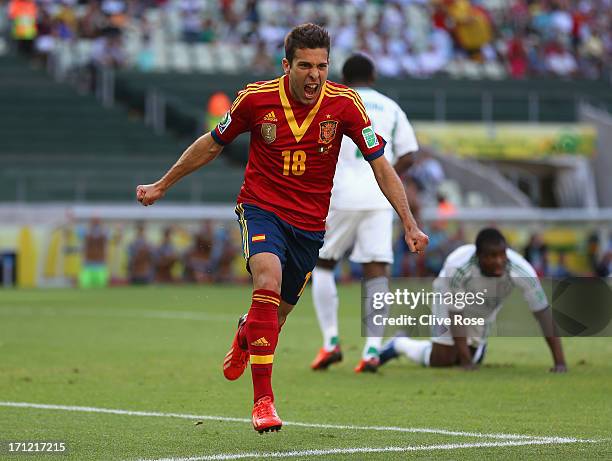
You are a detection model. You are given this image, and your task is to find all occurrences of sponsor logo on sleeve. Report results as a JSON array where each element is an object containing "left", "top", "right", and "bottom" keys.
[
  {"left": 362, "top": 126, "right": 379, "bottom": 149},
  {"left": 218, "top": 111, "right": 232, "bottom": 134}
]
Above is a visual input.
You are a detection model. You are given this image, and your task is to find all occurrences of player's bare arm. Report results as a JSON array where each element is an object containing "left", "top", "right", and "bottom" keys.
[
  {"left": 393, "top": 152, "right": 416, "bottom": 176},
  {"left": 533, "top": 307, "right": 567, "bottom": 373},
  {"left": 136, "top": 132, "right": 224, "bottom": 206},
  {"left": 369, "top": 155, "right": 428, "bottom": 253},
  {"left": 449, "top": 319, "right": 478, "bottom": 371}
]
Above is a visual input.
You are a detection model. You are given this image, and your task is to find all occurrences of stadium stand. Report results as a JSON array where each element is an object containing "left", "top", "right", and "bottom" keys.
[
  {"left": 4, "top": 0, "right": 610, "bottom": 80},
  {"left": 0, "top": 55, "right": 244, "bottom": 203}
]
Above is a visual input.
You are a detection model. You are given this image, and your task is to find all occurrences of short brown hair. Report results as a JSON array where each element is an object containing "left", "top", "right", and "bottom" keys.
[{"left": 284, "top": 23, "right": 330, "bottom": 64}]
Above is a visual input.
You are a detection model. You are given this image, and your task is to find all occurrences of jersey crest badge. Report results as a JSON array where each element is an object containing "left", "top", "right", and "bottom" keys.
[
  {"left": 318, "top": 120, "right": 338, "bottom": 144},
  {"left": 261, "top": 123, "right": 276, "bottom": 144}
]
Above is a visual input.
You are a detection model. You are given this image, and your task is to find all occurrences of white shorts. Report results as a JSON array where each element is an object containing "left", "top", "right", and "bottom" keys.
[
  {"left": 319, "top": 209, "right": 394, "bottom": 264},
  {"left": 430, "top": 302, "right": 489, "bottom": 347}
]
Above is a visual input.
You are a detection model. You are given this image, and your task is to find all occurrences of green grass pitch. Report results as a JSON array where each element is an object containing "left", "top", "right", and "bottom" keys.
[{"left": 0, "top": 286, "right": 610, "bottom": 460}]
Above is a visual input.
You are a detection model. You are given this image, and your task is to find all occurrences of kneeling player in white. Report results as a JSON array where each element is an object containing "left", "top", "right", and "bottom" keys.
[
  {"left": 379, "top": 228, "right": 568, "bottom": 372},
  {"left": 311, "top": 54, "right": 419, "bottom": 373}
]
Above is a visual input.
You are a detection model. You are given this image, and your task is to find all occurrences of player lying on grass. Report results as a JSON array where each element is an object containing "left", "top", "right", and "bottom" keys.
[
  {"left": 310, "top": 54, "right": 419, "bottom": 374},
  {"left": 379, "top": 228, "right": 567, "bottom": 372},
  {"left": 136, "top": 23, "right": 428, "bottom": 433}
]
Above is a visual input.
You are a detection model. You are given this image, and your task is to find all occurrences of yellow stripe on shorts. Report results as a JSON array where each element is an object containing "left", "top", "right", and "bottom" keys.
[
  {"left": 235, "top": 204, "right": 249, "bottom": 259},
  {"left": 297, "top": 271, "right": 312, "bottom": 298}
]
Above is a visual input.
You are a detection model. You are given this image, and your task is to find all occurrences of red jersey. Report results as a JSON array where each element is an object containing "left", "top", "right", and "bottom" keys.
[{"left": 211, "top": 75, "right": 386, "bottom": 231}]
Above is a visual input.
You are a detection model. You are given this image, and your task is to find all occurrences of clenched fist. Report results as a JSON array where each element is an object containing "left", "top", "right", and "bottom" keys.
[
  {"left": 404, "top": 227, "right": 429, "bottom": 253},
  {"left": 136, "top": 183, "right": 165, "bottom": 206}
]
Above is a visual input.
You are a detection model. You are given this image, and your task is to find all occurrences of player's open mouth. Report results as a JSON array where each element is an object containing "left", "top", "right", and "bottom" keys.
[{"left": 304, "top": 83, "right": 318, "bottom": 99}]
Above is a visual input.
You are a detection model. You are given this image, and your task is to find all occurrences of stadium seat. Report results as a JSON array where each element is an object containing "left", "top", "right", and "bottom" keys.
[
  {"left": 483, "top": 61, "right": 506, "bottom": 80},
  {"left": 238, "top": 44, "right": 257, "bottom": 70},
  {"left": 296, "top": 1, "right": 316, "bottom": 21},
  {"left": 463, "top": 61, "right": 484, "bottom": 80},
  {"left": 330, "top": 49, "right": 348, "bottom": 77},
  {"left": 257, "top": 0, "right": 278, "bottom": 23},
  {"left": 152, "top": 40, "right": 169, "bottom": 72},
  {"left": 75, "top": 39, "right": 93, "bottom": 68},
  {"left": 466, "top": 191, "right": 488, "bottom": 207},
  {"left": 54, "top": 41, "right": 75, "bottom": 78},
  {"left": 194, "top": 44, "right": 216, "bottom": 73},
  {"left": 122, "top": 25, "right": 142, "bottom": 66},
  {"left": 438, "top": 180, "right": 463, "bottom": 206},
  {"left": 216, "top": 44, "right": 240, "bottom": 74},
  {"left": 170, "top": 43, "right": 192, "bottom": 73},
  {"left": 0, "top": 55, "right": 246, "bottom": 203},
  {"left": 165, "top": 5, "right": 182, "bottom": 42}
]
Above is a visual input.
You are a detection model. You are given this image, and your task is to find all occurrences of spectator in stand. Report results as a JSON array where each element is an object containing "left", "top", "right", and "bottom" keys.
[
  {"left": 155, "top": 227, "right": 179, "bottom": 283},
  {"left": 250, "top": 39, "right": 275, "bottom": 75},
  {"left": 183, "top": 222, "right": 214, "bottom": 283},
  {"left": 550, "top": 250, "right": 573, "bottom": 278},
  {"left": 9, "top": 0, "right": 611, "bottom": 79},
  {"left": 90, "top": 27, "right": 126, "bottom": 69},
  {"left": 437, "top": 192, "right": 457, "bottom": 217},
  {"left": 523, "top": 233, "right": 549, "bottom": 277},
  {"left": 178, "top": 0, "right": 202, "bottom": 44},
  {"left": 200, "top": 18, "right": 216, "bottom": 43},
  {"left": 544, "top": 39, "right": 577, "bottom": 77},
  {"left": 127, "top": 222, "right": 155, "bottom": 285},
  {"left": 408, "top": 151, "right": 445, "bottom": 206},
  {"left": 506, "top": 30, "right": 529, "bottom": 78},
  {"left": 136, "top": 34, "right": 155, "bottom": 72},
  {"left": 102, "top": 0, "right": 128, "bottom": 29},
  {"left": 596, "top": 250, "right": 612, "bottom": 277},
  {"left": 79, "top": 217, "right": 109, "bottom": 288},
  {"left": 377, "top": 35, "right": 403, "bottom": 77},
  {"left": 334, "top": 17, "right": 357, "bottom": 52},
  {"left": 208, "top": 225, "right": 237, "bottom": 283},
  {"left": 79, "top": 1, "right": 109, "bottom": 39},
  {"left": 33, "top": 9, "right": 54, "bottom": 65},
  {"left": 445, "top": 0, "right": 494, "bottom": 61},
  {"left": 54, "top": 0, "right": 78, "bottom": 41},
  {"left": 8, "top": 0, "right": 38, "bottom": 56}
]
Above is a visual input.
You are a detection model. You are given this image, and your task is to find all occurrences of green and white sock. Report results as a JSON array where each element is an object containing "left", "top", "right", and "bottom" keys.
[{"left": 362, "top": 276, "right": 389, "bottom": 358}]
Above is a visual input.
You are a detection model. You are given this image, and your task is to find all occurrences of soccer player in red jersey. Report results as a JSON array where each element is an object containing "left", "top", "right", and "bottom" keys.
[{"left": 136, "top": 23, "right": 429, "bottom": 433}]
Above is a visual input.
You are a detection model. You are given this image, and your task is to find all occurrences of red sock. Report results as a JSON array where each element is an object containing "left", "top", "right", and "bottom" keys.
[{"left": 245, "top": 289, "right": 280, "bottom": 403}]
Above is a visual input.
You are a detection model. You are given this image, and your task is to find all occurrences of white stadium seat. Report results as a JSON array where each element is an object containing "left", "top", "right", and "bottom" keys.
[{"left": 194, "top": 43, "right": 215, "bottom": 73}]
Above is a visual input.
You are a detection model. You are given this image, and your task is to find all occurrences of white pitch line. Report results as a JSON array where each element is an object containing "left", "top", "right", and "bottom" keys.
[
  {"left": 0, "top": 402, "right": 586, "bottom": 442},
  {"left": 138, "top": 438, "right": 599, "bottom": 461},
  {"left": 0, "top": 306, "right": 314, "bottom": 325},
  {"left": 0, "top": 306, "right": 233, "bottom": 322}
]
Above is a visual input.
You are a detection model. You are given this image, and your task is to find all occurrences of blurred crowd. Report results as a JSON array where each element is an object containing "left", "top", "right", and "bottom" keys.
[
  {"left": 77, "top": 218, "right": 238, "bottom": 287},
  {"left": 4, "top": 0, "right": 611, "bottom": 79},
  {"left": 72, "top": 215, "right": 611, "bottom": 289}
]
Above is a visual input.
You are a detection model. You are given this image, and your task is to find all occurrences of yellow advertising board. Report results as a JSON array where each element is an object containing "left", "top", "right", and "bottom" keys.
[{"left": 413, "top": 123, "right": 597, "bottom": 159}]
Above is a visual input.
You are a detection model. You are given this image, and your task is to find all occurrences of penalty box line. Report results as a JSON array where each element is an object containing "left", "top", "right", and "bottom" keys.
[
  {"left": 138, "top": 438, "right": 601, "bottom": 461},
  {"left": 0, "top": 401, "right": 593, "bottom": 443}
]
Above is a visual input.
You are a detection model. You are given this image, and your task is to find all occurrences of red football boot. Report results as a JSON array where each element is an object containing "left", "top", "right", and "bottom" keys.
[
  {"left": 223, "top": 314, "right": 249, "bottom": 381},
  {"left": 252, "top": 396, "right": 282, "bottom": 433},
  {"left": 310, "top": 345, "right": 343, "bottom": 370},
  {"left": 354, "top": 356, "right": 380, "bottom": 373}
]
